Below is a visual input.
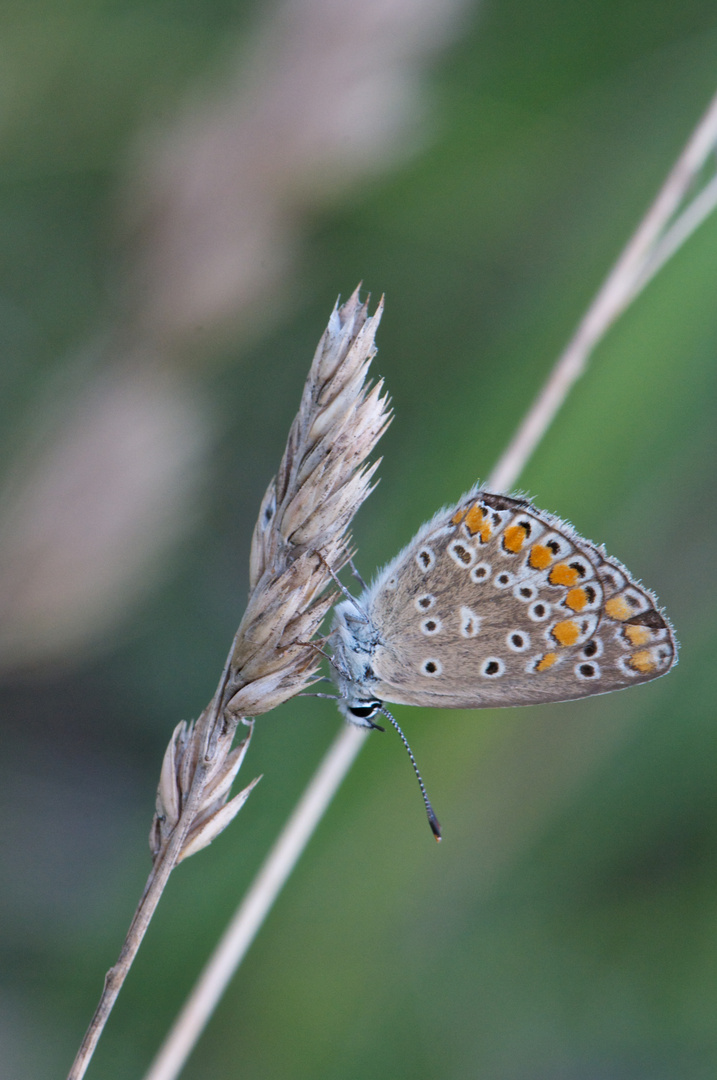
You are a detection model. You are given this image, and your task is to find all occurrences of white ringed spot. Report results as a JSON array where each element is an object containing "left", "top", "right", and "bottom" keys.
[
  {"left": 415, "top": 547, "right": 436, "bottom": 572},
  {"left": 448, "top": 540, "right": 476, "bottom": 568},
  {"left": 506, "top": 630, "right": 530, "bottom": 652},
  {"left": 528, "top": 600, "right": 551, "bottom": 621},
  {"left": 460, "top": 607, "right": 481, "bottom": 638},
  {"left": 493, "top": 570, "right": 515, "bottom": 589},
  {"left": 575, "top": 661, "right": 601, "bottom": 680}
]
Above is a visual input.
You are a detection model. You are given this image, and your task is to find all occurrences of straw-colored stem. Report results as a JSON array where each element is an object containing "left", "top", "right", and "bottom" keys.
[
  {"left": 142, "top": 87, "right": 717, "bottom": 1080},
  {"left": 68, "top": 774, "right": 208, "bottom": 1078},
  {"left": 68, "top": 653, "right": 237, "bottom": 1080},
  {"left": 68, "top": 820, "right": 195, "bottom": 1080},
  {"left": 144, "top": 724, "right": 368, "bottom": 1080},
  {"left": 488, "top": 86, "right": 717, "bottom": 492},
  {"left": 631, "top": 169, "right": 717, "bottom": 299}
]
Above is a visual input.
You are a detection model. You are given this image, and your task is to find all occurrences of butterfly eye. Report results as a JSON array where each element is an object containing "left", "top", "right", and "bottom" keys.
[{"left": 347, "top": 700, "right": 382, "bottom": 720}]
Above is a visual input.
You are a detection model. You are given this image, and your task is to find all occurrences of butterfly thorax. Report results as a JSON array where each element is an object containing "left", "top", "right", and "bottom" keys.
[{"left": 331, "top": 599, "right": 387, "bottom": 725}]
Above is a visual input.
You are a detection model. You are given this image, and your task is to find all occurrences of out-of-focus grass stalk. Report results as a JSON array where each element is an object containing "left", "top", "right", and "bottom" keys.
[
  {"left": 144, "top": 86, "right": 717, "bottom": 1080},
  {"left": 145, "top": 724, "right": 368, "bottom": 1080},
  {"left": 0, "top": 0, "right": 466, "bottom": 676},
  {"left": 489, "top": 87, "right": 717, "bottom": 492}
]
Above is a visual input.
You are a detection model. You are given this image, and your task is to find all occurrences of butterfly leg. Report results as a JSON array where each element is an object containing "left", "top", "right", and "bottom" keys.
[{"left": 348, "top": 557, "right": 368, "bottom": 590}]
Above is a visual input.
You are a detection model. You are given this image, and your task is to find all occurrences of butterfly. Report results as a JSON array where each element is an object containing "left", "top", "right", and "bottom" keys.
[{"left": 329, "top": 489, "right": 677, "bottom": 837}]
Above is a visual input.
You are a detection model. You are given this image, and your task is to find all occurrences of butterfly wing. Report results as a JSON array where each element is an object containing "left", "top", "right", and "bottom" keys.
[{"left": 363, "top": 491, "right": 677, "bottom": 709}]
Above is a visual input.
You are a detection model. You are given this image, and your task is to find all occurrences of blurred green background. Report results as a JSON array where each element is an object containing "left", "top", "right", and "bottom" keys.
[{"left": 2, "top": 0, "right": 717, "bottom": 1077}]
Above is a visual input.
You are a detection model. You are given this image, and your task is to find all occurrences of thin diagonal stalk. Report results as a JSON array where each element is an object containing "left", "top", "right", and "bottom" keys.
[
  {"left": 488, "top": 86, "right": 717, "bottom": 492},
  {"left": 630, "top": 169, "right": 717, "bottom": 298},
  {"left": 144, "top": 724, "right": 368, "bottom": 1080},
  {"left": 143, "top": 88, "right": 717, "bottom": 1080},
  {"left": 68, "top": 646, "right": 238, "bottom": 1080}
]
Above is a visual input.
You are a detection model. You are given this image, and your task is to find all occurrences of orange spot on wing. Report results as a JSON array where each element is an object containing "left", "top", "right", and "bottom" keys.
[
  {"left": 503, "top": 524, "right": 528, "bottom": 553},
  {"left": 464, "top": 503, "right": 492, "bottom": 542},
  {"left": 535, "top": 651, "right": 558, "bottom": 672},
  {"left": 565, "top": 587, "right": 587, "bottom": 612},
  {"left": 529, "top": 544, "right": 552, "bottom": 570},
  {"left": 605, "top": 595, "right": 632, "bottom": 621},
  {"left": 629, "top": 649, "right": 657, "bottom": 673},
  {"left": 464, "top": 504, "right": 484, "bottom": 533},
  {"left": 451, "top": 507, "right": 467, "bottom": 525},
  {"left": 624, "top": 624, "right": 651, "bottom": 646},
  {"left": 549, "top": 563, "right": 580, "bottom": 586},
  {"left": 552, "top": 619, "right": 580, "bottom": 647}
]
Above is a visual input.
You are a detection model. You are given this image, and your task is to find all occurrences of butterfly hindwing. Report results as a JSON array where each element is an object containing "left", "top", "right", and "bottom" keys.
[{"left": 344, "top": 491, "right": 676, "bottom": 709}]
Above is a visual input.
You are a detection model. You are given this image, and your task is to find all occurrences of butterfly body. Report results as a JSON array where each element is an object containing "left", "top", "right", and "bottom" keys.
[{"left": 332, "top": 489, "right": 677, "bottom": 723}]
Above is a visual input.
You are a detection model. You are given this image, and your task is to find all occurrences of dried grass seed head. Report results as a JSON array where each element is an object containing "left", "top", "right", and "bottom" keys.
[{"left": 228, "top": 288, "right": 391, "bottom": 717}]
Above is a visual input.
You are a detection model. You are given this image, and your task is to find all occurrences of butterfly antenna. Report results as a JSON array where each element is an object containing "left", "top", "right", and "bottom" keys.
[{"left": 380, "top": 707, "right": 442, "bottom": 841}]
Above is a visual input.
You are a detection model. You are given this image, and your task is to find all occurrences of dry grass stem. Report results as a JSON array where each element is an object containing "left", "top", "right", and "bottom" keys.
[
  {"left": 144, "top": 724, "right": 368, "bottom": 1080},
  {"left": 488, "top": 86, "right": 717, "bottom": 493},
  {"left": 67, "top": 290, "right": 390, "bottom": 1080},
  {"left": 144, "top": 88, "right": 717, "bottom": 1080}
]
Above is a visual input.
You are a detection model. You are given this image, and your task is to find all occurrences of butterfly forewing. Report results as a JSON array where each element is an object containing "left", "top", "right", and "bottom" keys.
[{"left": 360, "top": 492, "right": 677, "bottom": 708}]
